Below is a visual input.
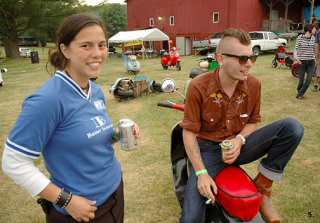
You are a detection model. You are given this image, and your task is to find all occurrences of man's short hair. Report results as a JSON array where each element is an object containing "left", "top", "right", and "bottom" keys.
[{"left": 216, "top": 28, "right": 251, "bottom": 54}]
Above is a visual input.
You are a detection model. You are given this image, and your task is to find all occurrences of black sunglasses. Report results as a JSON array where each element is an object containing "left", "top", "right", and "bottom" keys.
[{"left": 221, "top": 53, "right": 257, "bottom": 65}]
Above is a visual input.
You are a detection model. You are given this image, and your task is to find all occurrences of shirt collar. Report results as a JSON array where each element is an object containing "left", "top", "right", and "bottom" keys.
[
  {"left": 206, "top": 67, "right": 250, "bottom": 97},
  {"left": 55, "top": 70, "right": 91, "bottom": 100}
]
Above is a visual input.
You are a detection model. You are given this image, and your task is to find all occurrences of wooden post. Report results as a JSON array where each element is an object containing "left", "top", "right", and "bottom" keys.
[
  {"left": 263, "top": 0, "right": 280, "bottom": 31},
  {"left": 309, "top": 0, "right": 315, "bottom": 24},
  {"left": 281, "top": 0, "right": 294, "bottom": 32}
]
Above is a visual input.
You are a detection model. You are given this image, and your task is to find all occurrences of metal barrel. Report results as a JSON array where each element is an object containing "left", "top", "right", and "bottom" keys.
[{"left": 118, "top": 119, "right": 137, "bottom": 151}]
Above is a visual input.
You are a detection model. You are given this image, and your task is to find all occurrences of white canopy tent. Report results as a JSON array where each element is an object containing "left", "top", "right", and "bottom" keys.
[{"left": 108, "top": 28, "right": 170, "bottom": 58}]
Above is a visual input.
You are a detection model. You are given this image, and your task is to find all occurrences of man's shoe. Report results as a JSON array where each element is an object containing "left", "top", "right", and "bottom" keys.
[
  {"left": 296, "top": 95, "right": 306, "bottom": 100},
  {"left": 312, "top": 85, "right": 318, "bottom": 92},
  {"left": 254, "top": 173, "right": 281, "bottom": 223}
]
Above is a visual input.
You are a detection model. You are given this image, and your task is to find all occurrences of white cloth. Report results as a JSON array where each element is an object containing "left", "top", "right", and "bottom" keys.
[{"left": 2, "top": 145, "right": 50, "bottom": 197}]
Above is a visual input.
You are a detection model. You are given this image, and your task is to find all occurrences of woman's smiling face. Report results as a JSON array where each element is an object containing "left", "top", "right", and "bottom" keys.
[{"left": 60, "top": 25, "right": 108, "bottom": 84}]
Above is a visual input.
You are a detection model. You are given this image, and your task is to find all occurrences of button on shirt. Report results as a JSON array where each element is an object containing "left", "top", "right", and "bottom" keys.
[{"left": 180, "top": 67, "right": 261, "bottom": 142}]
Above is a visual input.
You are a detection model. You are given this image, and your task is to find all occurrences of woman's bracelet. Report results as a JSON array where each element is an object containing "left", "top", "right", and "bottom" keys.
[
  {"left": 112, "top": 129, "right": 120, "bottom": 142},
  {"left": 196, "top": 169, "right": 208, "bottom": 176},
  {"left": 53, "top": 188, "right": 72, "bottom": 209}
]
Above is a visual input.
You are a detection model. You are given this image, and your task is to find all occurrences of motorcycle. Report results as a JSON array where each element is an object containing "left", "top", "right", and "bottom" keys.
[
  {"left": 0, "top": 68, "right": 8, "bottom": 87},
  {"left": 123, "top": 54, "right": 140, "bottom": 76},
  {"left": 160, "top": 47, "right": 181, "bottom": 71},
  {"left": 157, "top": 78, "right": 266, "bottom": 223},
  {"left": 271, "top": 45, "right": 295, "bottom": 69}
]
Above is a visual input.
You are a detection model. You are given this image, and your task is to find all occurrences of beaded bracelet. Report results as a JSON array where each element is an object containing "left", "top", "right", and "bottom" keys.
[{"left": 53, "top": 188, "right": 72, "bottom": 209}]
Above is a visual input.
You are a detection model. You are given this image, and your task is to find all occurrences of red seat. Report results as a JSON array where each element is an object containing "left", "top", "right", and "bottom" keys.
[{"left": 215, "top": 166, "right": 261, "bottom": 221}]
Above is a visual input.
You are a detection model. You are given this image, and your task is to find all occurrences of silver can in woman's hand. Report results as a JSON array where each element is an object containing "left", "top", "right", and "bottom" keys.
[{"left": 118, "top": 119, "right": 137, "bottom": 151}]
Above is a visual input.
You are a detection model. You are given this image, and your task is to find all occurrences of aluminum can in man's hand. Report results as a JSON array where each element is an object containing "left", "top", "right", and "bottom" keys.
[
  {"left": 118, "top": 119, "right": 137, "bottom": 151},
  {"left": 221, "top": 140, "right": 234, "bottom": 162}
]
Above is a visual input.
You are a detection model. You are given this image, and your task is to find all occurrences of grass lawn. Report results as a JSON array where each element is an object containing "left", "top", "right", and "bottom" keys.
[{"left": 0, "top": 43, "right": 319, "bottom": 222}]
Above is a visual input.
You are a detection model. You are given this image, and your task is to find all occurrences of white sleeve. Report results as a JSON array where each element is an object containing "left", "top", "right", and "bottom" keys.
[{"left": 2, "top": 145, "right": 50, "bottom": 197}]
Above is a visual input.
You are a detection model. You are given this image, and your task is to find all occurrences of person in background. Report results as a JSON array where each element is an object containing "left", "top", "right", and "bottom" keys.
[
  {"left": 313, "top": 25, "right": 320, "bottom": 92},
  {"left": 293, "top": 23, "right": 316, "bottom": 100},
  {"left": 170, "top": 47, "right": 179, "bottom": 60},
  {"left": 179, "top": 28, "right": 303, "bottom": 223},
  {"left": 312, "top": 17, "right": 319, "bottom": 31},
  {"left": 2, "top": 13, "right": 140, "bottom": 223}
]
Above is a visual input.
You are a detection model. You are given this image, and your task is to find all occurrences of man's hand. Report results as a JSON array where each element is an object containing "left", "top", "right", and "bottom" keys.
[
  {"left": 297, "top": 59, "right": 302, "bottom": 65},
  {"left": 65, "top": 195, "right": 98, "bottom": 222},
  {"left": 222, "top": 137, "right": 242, "bottom": 164},
  {"left": 197, "top": 173, "right": 217, "bottom": 204}
]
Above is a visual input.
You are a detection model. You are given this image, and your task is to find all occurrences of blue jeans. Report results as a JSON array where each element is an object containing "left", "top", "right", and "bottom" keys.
[
  {"left": 297, "top": 60, "right": 315, "bottom": 97},
  {"left": 180, "top": 118, "right": 304, "bottom": 223}
]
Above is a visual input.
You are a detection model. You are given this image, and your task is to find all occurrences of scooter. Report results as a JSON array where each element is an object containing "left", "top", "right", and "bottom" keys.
[
  {"left": 290, "top": 62, "right": 299, "bottom": 77},
  {"left": 184, "top": 65, "right": 210, "bottom": 97},
  {"left": 124, "top": 54, "right": 140, "bottom": 76},
  {"left": 109, "top": 76, "right": 163, "bottom": 100},
  {"left": 184, "top": 56, "right": 219, "bottom": 97},
  {"left": 271, "top": 45, "right": 295, "bottom": 69},
  {"left": 290, "top": 61, "right": 317, "bottom": 78},
  {"left": 160, "top": 47, "right": 181, "bottom": 71},
  {"left": 199, "top": 54, "right": 219, "bottom": 71},
  {"left": 0, "top": 68, "right": 8, "bottom": 87},
  {"left": 157, "top": 78, "right": 266, "bottom": 223}
]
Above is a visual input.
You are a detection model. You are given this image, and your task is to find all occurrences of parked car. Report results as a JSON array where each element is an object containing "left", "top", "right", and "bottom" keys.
[
  {"left": 249, "top": 31, "right": 287, "bottom": 56},
  {"left": 19, "top": 47, "right": 31, "bottom": 58}
]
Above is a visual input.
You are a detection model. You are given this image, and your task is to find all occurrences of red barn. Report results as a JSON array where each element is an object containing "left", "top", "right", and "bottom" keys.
[{"left": 125, "top": 0, "right": 314, "bottom": 55}]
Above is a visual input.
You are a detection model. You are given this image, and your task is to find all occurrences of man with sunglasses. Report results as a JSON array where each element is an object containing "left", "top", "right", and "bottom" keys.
[{"left": 179, "top": 28, "right": 303, "bottom": 223}]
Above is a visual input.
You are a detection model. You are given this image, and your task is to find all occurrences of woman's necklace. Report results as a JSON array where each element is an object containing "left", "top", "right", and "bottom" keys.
[{"left": 65, "top": 70, "right": 89, "bottom": 90}]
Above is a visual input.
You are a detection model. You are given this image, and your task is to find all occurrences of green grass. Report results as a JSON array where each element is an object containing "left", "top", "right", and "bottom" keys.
[{"left": 0, "top": 43, "right": 319, "bottom": 222}]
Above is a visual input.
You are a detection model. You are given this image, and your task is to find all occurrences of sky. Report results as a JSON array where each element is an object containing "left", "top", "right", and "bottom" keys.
[{"left": 84, "top": 0, "right": 126, "bottom": 5}]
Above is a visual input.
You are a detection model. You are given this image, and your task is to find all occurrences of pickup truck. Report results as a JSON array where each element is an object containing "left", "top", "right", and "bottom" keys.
[
  {"left": 192, "top": 38, "right": 211, "bottom": 49},
  {"left": 208, "top": 32, "right": 223, "bottom": 49},
  {"left": 192, "top": 32, "right": 223, "bottom": 55},
  {"left": 249, "top": 31, "right": 287, "bottom": 56}
]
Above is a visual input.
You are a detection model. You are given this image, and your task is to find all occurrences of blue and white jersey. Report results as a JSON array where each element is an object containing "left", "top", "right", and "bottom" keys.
[{"left": 6, "top": 71, "right": 121, "bottom": 214}]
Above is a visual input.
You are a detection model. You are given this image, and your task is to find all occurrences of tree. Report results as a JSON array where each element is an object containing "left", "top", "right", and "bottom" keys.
[
  {"left": 0, "top": 0, "right": 83, "bottom": 59},
  {"left": 99, "top": 4, "right": 127, "bottom": 39}
]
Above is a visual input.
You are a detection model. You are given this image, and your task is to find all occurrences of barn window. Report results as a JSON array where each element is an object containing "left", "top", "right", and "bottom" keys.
[
  {"left": 213, "top": 12, "right": 219, "bottom": 23},
  {"left": 150, "top": 18, "right": 154, "bottom": 27},
  {"left": 170, "top": 16, "right": 175, "bottom": 26}
]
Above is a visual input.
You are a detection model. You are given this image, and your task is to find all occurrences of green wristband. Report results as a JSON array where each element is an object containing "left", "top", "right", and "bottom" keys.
[
  {"left": 196, "top": 169, "right": 208, "bottom": 176},
  {"left": 112, "top": 130, "right": 120, "bottom": 142}
]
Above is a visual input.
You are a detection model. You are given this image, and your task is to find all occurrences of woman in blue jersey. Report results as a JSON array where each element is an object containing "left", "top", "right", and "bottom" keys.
[
  {"left": 2, "top": 13, "right": 140, "bottom": 223},
  {"left": 293, "top": 23, "right": 317, "bottom": 100}
]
